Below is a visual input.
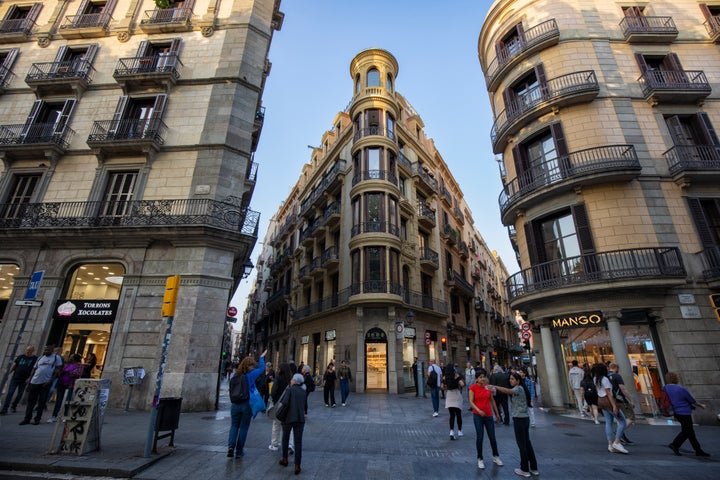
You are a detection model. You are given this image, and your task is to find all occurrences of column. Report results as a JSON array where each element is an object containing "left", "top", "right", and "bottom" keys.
[
  {"left": 606, "top": 312, "right": 642, "bottom": 414},
  {"left": 540, "top": 325, "right": 564, "bottom": 411}
]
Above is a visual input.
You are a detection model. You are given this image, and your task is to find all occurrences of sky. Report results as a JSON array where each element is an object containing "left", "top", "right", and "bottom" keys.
[{"left": 230, "top": 0, "right": 515, "bottom": 317}]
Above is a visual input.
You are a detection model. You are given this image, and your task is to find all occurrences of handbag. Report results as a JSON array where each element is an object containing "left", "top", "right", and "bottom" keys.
[
  {"left": 249, "top": 384, "right": 266, "bottom": 418},
  {"left": 274, "top": 387, "right": 291, "bottom": 422},
  {"left": 598, "top": 394, "right": 612, "bottom": 411}
]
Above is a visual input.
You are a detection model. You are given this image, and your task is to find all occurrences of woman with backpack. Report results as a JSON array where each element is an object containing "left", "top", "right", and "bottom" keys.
[
  {"left": 443, "top": 364, "right": 465, "bottom": 440},
  {"left": 581, "top": 368, "right": 600, "bottom": 424},
  {"left": 227, "top": 349, "right": 266, "bottom": 458}
]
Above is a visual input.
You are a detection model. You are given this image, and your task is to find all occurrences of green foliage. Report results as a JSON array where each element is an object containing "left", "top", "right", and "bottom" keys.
[{"left": 154, "top": 0, "right": 174, "bottom": 8}]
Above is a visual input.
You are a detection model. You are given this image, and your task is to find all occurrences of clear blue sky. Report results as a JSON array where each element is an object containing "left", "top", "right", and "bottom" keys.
[{"left": 231, "top": 0, "right": 515, "bottom": 313}]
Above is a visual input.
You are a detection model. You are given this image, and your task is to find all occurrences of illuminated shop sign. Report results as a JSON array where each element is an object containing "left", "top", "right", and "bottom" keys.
[
  {"left": 550, "top": 311, "right": 603, "bottom": 330},
  {"left": 54, "top": 299, "right": 119, "bottom": 322},
  {"left": 325, "top": 329, "right": 336, "bottom": 341},
  {"left": 301, "top": 335, "right": 309, "bottom": 344}
]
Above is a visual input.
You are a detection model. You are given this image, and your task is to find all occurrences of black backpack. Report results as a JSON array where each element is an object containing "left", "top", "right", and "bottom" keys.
[
  {"left": 304, "top": 373, "right": 315, "bottom": 392},
  {"left": 427, "top": 368, "right": 438, "bottom": 388},
  {"left": 229, "top": 374, "right": 249, "bottom": 403}
]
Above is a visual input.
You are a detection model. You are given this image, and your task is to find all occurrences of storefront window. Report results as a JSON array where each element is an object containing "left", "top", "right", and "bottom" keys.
[{"left": 0, "top": 263, "right": 19, "bottom": 319}]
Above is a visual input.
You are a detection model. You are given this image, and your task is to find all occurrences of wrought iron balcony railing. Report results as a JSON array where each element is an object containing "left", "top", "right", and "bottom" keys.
[
  {"left": 704, "top": 15, "right": 720, "bottom": 40},
  {"left": 0, "top": 198, "right": 260, "bottom": 236},
  {"left": 0, "top": 17, "right": 36, "bottom": 35},
  {"left": 506, "top": 247, "right": 685, "bottom": 301},
  {"left": 352, "top": 126, "right": 396, "bottom": 143},
  {"left": 350, "top": 221, "right": 400, "bottom": 238},
  {"left": 420, "top": 246, "right": 439, "bottom": 267},
  {"left": 26, "top": 60, "right": 94, "bottom": 82},
  {"left": 59, "top": 13, "right": 112, "bottom": 30},
  {"left": 412, "top": 161, "right": 438, "bottom": 192},
  {"left": 619, "top": 16, "right": 678, "bottom": 40},
  {"left": 351, "top": 169, "right": 398, "bottom": 187},
  {"left": 638, "top": 70, "right": 711, "bottom": 97},
  {"left": 114, "top": 55, "right": 182, "bottom": 78},
  {"left": 417, "top": 203, "right": 436, "bottom": 225},
  {"left": 499, "top": 145, "right": 640, "bottom": 216},
  {"left": 697, "top": 246, "right": 720, "bottom": 281},
  {"left": 664, "top": 144, "right": 720, "bottom": 174},
  {"left": 0, "top": 123, "right": 75, "bottom": 148},
  {"left": 140, "top": 7, "right": 193, "bottom": 25},
  {"left": 87, "top": 118, "right": 168, "bottom": 144},
  {"left": 492, "top": 71, "right": 599, "bottom": 151},
  {"left": 446, "top": 268, "right": 475, "bottom": 296},
  {"left": 299, "top": 159, "right": 347, "bottom": 216}
]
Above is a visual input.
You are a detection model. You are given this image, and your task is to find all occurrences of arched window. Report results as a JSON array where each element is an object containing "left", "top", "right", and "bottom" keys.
[{"left": 367, "top": 68, "right": 380, "bottom": 87}]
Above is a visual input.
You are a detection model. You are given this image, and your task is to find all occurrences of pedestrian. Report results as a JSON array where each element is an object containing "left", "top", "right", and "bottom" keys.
[
  {"left": 227, "top": 349, "right": 266, "bottom": 458},
  {"left": 301, "top": 364, "right": 314, "bottom": 415},
  {"left": 464, "top": 361, "right": 475, "bottom": 391},
  {"left": 489, "top": 365, "right": 510, "bottom": 425},
  {"left": 494, "top": 372, "right": 539, "bottom": 477},
  {"left": 568, "top": 360, "right": 586, "bottom": 416},
  {"left": 468, "top": 368, "right": 503, "bottom": 470},
  {"left": 581, "top": 368, "right": 600, "bottom": 424},
  {"left": 518, "top": 367, "right": 536, "bottom": 427},
  {"left": 46, "top": 347, "right": 65, "bottom": 404},
  {"left": 48, "top": 353, "right": 83, "bottom": 423},
  {"left": 0, "top": 345, "right": 37, "bottom": 415},
  {"left": 664, "top": 371, "right": 710, "bottom": 457},
  {"left": 278, "top": 373, "right": 308, "bottom": 475},
  {"left": 439, "top": 361, "right": 446, "bottom": 399},
  {"left": 337, "top": 359, "right": 353, "bottom": 406},
  {"left": 19, "top": 345, "right": 63, "bottom": 425},
  {"left": 608, "top": 362, "right": 635, "bottom": 444},
  {"left": 256, "top": 361, "right": 273, "bottom": 408},
  {"left": 322, "top": 363, "right": 337, "bottom": 407},
  {"left": 269, "top": 363, "right": 294, "bottom": 452},
  {"left": 427, "top": 358, "right": 442, "bottom": 416},
  {"left": 81, "top": 352, "right": 97, "bottom": 378},
  {"left": 411, "top": 357, "right": 419, "bottom": 396},
  {"left": 443, "top": 364, "right": 465, "bottom": 440},
  {"left": 593, "top": 362, "right": 628, "bottom": 455}
]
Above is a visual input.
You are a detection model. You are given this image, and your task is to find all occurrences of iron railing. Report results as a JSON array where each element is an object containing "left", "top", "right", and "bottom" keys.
[
  {"left": 353, "top": 126, "right": 396, "bottom": 143},
  {"left": 638, "top": 70, "right": 711, "bottom": 97},
  {"left": 321, "top": 246, "right": 339, "bottom": 264},
  {"left": 114, "top": 54, "right": 182, "bottom": 77},
  {"left": 506, "top": 247, "right": 685, "bottom": 300},
  {"left": 619, "top": 16, "right": 677, "bottom": 37},
  {"left": 417, "top": 203, "right": 436, "bottom": 224},
  {"left": 0, "top": 64, "right": 13, "bottom": 88},
  {"left": 499, "top": 145, "right": 640, "bottom": 213},
  {"left": 299, "top": 159, "right": 346, "bottom": 216},
  {"left": 697, "top": 246, "right": 720, "bottom": 281},
  {"left": 350, "top": 221, "right": 400, "bottom": 238},
  {"left": 140, "top": 7, "right": 193, "bottom": 25},
  {"left": 664, "top": 144, "right": 720, "bottom": 174},
  {"left": 446, "top": 268, "right": 475, "bottom": 296},
  {"left": 60, "top": 13, "right": 113, "bottom": 30},
  {"left": 26, "top": 60, "right": 94, "bottom": 82},
  {"left": 420, "top": 246, "right": 439, "bottom": 267},
  {"left": 351, "top": 169, "right": 398, "bottom": 186},
  {"left": 703, "top": 15, "right": 720, "bottom": 38},
  {"left": 0, "top": 17, "right": 36, "bottom": 35},
  {"left": 87, "top": 118, "right": 168, "bottom": 144},
  {"left": 0, "top": 123, "right": 76, "bottom": 148},
  {"left": 0, "top": 198, "right": 260, "bottom": 236}
]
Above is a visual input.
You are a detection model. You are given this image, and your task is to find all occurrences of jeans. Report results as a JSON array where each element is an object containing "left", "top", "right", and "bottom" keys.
[
  {"left": 340, "top": 379, "right": 350, "bottom": 404},
  {"left": 430, "top": 386, "right": 439, "bottom": 413},
  {"left": 1, "top": 377, "right": 25, "bottom": 411},
  {"left": 228, "top": 401, "right": 252, "bottom": 455},
  {"left": 671, "top": 413, "right": 704, "bottom": 453},
  {"left": 23, "top": 383, "right": 50, "bottom": 422},
  {"left": 282, "top": 422, "right": 304, "bottom": 465},
  {"left": 602, "top": 406, "right": 626, "bottom": 442},
  {"left": 512, "top": 416, "right": 537, "bottom": 472},
  {"left": 473, "top": 414, "right": 499, "bottom": 459}
]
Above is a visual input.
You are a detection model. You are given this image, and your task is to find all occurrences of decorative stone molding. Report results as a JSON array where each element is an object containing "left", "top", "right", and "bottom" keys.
[
  {"left": 37, "top": 36, "right": 51, "bottom": 48},
  {"left": 201, "top": 25, "right": 214, "bottom": 37},
  {"left": 116, "top": 30, "right": 130, "bottom": 43}
]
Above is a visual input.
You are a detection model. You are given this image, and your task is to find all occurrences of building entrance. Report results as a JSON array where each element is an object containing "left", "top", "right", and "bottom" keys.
[{"left": 365, "top": 327, "right": 387, "bottom": 390}]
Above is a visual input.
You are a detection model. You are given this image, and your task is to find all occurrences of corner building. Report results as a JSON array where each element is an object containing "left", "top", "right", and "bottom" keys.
[
  {"left": 0, "top": 0, "right": 284, "bottom": 411},
  {"left": 243, "top": 48, "right": 517, "bottom": 393},
  {"left": 479, "top": 0, "right": 719, "bottom": 422}
]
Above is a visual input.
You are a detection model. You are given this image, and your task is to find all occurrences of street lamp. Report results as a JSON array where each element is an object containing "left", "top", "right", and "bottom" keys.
[
  {"left": 241, "top": 259, "right": 254, "bottom": 279},
  {"left": 405, "top": 309, "right": 415, "bottom": 325}
]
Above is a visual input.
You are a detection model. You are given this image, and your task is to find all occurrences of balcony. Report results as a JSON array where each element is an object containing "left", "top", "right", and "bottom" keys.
[
  {"left": 350, "top": 221, "right": 400, "bottom": 239},
  {"left": 412, "top": 162, "right": 438, "bottom": 194},
  {"left": 322, "top": 200, "right": 341, "bottom": 229},
  {"left": 499, "top": 145, "right": 640, "bottom": 225},
  {"left": 139, "top": 7, "right": 193, "bottom": 34},
  {"left": 0, "top": 198, "right": 260, "bottom": 239},
  {"left": 453, "top": 206, "right": 465, "bottom": 224},
  {"left": 25, "top": 60, "right": 94, "bottom": 97},
  {"left": 298, "top": 265, "right": 311, "bottom": 284},
  {"left": 441, "top": 223, "right": 458, "bottom": 245},
  {"left": 113, "top": 55, "right": 182, "bottom": 92},
  {"left": 353, "top": 126, "right": 396, "bottom": 144},
  {"left": 419, "top": 246, "right": 439, "bottom": 271},
  {"left": 506, "top": 247, "right": 686, "bottom": 303},
  {"left": 0, "top": 123, "right": 75, "bottom": 160},
  {"left": 484, "top": 19, "right": 560, "bottom": 92},
  {"left": 704, "top": 15, "right": 720, "bottom": 42},
  {"left": 619, "top": 16, "right": 678, "bottom": 43},
  {"left": 321, "top": 245, "right": 339, "bottom": 269},
  {"left": 251, "top": 106, "right": 265, "bottom": 153},
  {"left": 458, "top": 241, "right": 469, "bottom": 259},
  {"left": 58, "top": 13, "right": 113, "bottom": 39},
  {"left": 267, "top": 286, "right": 291, "bottom": 309},
  {"left": 86, "top": 118, "right": 167, "bottom": 157},
  {"left": 351, "top": 169, "right": 398, "bottom": 188},
  {"left": 664, "top": 144, "right": 720, "bottom": 185},
  {"left": 0, "top": 17, "right": 36, "bottom": 42},
  {"left": 299, "top": 159, "right": 347, "bottom": 218},
  {"left": 417, "top": 203, "right": 436, "bottom": 230},
  {"left": 491, "top": 70, "right": 599, "bottom": 153},
  {"left": 638, "top": 70, "right": 711, "bottom": 105},
  {"left": 445, "top": 268, "right": 475, "bottom": 298},
  {"left": 697, "top": 246, "right": 720, "bottom": 283},
  {"left": 310, "top": 256, "right": 323, "bottom": 278},
  {"left": 0, "top": 63, "right": 13, "bottom": 92}
]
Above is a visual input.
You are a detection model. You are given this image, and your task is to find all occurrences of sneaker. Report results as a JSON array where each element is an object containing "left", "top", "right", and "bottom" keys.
[
  {"left": 612, "top": 442, "right": 628, "bottom": 454},
  {"left": 47, "top": 416, "right": 57, "bottom": 423},
  {"left": 268, "top": 444, "right": 279, "bottom": 451},
  {"left": 457, "top": 430, "right": 464, "bottom": 437},
  {"left": 608, "top": 444, "right": 615, "bottom": 453},
  {"left": 342, "top": 403, "right": 346, "bottom": 407},
  {"left": 325, "top": 404, "right": 329, "bottom": 407},
  {"left": 331, "top": 404, "right": 336, "bottom": 408},
  {"left": 493, "top": 456, "right": 504, "bottom": 466},
  {"left": 514, "top": 468, "right": 531, "bottom": 478},
  {"left": 449, "top": 429, "right": 455, "bottom": 440},
  {"left": 432, "top": 411, "right": 439, "bottom": 417},
  {"left": 227, "top": 447, "right": 234, "bottom": 458},
  {"left": 530, "top": 470, "right": 540, "bottom": 476},
  {"left": 477, "top": 459, "right": 485, "bottom": 469},
  {"left": 621, "top": 435, "right": 634, "bottom": 445},
  {"left": 594, "top": 419, "right": 600, "bottom": 425}
]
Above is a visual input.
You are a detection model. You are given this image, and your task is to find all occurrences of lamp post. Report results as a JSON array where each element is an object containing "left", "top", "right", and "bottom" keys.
[{"left": 241, "top": 259, "right": 254, "bottom": 279}]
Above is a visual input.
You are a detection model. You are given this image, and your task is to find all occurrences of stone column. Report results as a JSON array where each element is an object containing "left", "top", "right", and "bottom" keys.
[
  {"left": 540, "top": 325, "right": 564, "bottom": 411},
  {"left": 606, "top": 311, "right": 642, "bottom": 414}
]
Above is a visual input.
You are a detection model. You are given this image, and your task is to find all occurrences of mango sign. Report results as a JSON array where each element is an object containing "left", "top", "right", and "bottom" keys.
[{"left": 550, "top": 312, "right": 603, "bottom": 330}]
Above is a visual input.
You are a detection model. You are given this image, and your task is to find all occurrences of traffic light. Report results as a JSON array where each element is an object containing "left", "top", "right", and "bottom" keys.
[
  {"left": 710, "top": 294, "right": 720, "bottom": 322},
  {"left": 523, "top": 339, "right": 531, "bottom": 350},
  {"left": 440, "top": 336, "right": 447, "bottom": 352},
  {"left": 161, "top": 275, "right": 181, "bottom": 317}
]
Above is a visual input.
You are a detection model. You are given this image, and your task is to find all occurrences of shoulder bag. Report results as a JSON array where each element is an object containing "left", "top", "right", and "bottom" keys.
[{"left": 273, "top": 387, "right": 291, "bottom": 422}]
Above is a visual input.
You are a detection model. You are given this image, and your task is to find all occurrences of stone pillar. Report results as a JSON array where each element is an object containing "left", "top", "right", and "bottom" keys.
[
  {"left": 606, "top": 311, "right": 643, "bottom": 415},
  {"left": 540, "top": 325, "right": 564, "bottom": 411}
]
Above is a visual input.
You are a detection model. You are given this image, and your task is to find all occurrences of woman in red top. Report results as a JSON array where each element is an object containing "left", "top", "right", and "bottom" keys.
[{"left": 468, "top": 368, "right": 504, "bottom": 470}]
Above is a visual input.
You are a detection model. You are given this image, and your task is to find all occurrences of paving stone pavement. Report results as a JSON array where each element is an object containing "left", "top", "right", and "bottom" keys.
[{"left": 0, "top": 383, "right": 718, "bottom": 479}]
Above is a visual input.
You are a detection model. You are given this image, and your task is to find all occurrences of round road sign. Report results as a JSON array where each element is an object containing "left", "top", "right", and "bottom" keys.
[
  {"left": 521, "top": 331, "right": 531, "bottom": 340},
  {"left": 425, "top": 338, "right": 432, "bottom": 346},
  {"left": 424, "top": 331, "right": 431, "bottom": 339},
  {"left": 521, "top": 323, "right": 530, "bottom": 331},
  {"left": 227, "top": 306, "right": 238, "bottom": 317}
]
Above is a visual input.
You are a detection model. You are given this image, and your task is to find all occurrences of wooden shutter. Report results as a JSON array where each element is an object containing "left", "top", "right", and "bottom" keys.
[
  {"left": 665, "top": 115, "right": 686, "bottom": 145},
  {"left": 663, "top": 53, "right": 683, "bottom": 71},
  {"left": 76, "top": 0, "right": 91, "bottom": 16},
  {"left": 698, "top": 113, "right": 720, "bottom": 145},
  {"left": 20, "top": 100, "right": 44, "bottom": 138},
  {"left": 52, "top": 46, "right": 69, "bottom": 63},
  {"left": 502, "top": 86, "right": 516, "bottom": 118},
  {"left": 687, "top": 198, "right": 716, "bottom": 248},
  {"left": 0, "top": 48, "right": 19, "bottom": 83},
  {"left": 572, "top": 203, "right": 595, "bottom": 254},
  {"left": 148, "top": 94, "right": 167, "bottom": 132},
  {"left": 102, "top": 0, "right": 119, "bottom": 15},
  {"left": 524, "top": 221, "right": 540, "bottom": 266},
  {"left": 535, "top": 63, "right": 548, "bottom": 98},
  {"left": 26, "top": 3, "right": 42, "bottom": 24},
  {"left": 550, "top": 122, "right": 570, "bottom": 176},
  {"left": 53, "top": 99, "right": 76, "bottom": 135},
  {"left": 494, "top": 39, "right": 506, "bottom": 63},
  {"left": 78, "top": 44, "right": 99, "bottom": 76},
  {"left": 136, "top": 40, "right": 150, "bottom": 57},
  {"left": 635, "top": 53, "right": 649, "bottom": 73},
  {"left": 109, "top": 96, "right": 129, "bottom": 134},
  {"left": 516, "top": 23, "right": 526, "bottom": 43}
]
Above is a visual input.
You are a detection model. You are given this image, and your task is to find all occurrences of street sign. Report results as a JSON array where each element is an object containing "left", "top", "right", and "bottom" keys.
[
  {"left": 424, "top": 331, "right": 431, "bottom": 339},
  {"left": 24, "top": 270, "right": 45, "bottom": 300},
  {"left": 521, "top": 323, "right": 530, "bottom": 331},
  {"left": 425, "top": 338, "right": 431, "bottom": 346},
  {"left": 227, "top": 306, "right": 238, "bottom": 317},
  {"left": 15, "top": 300, "right": 43, "bottom": 307},
  {"left": 521, "top": 331, "right": 531, "bottom": 340},
  {"left": 226, "top": 316, "right": 237, "bottom": 323}
]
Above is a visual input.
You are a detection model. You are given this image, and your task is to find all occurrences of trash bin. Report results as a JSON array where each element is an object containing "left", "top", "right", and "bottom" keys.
[{"left": 153, "top": 397, "right": 182, "bottom": 452}]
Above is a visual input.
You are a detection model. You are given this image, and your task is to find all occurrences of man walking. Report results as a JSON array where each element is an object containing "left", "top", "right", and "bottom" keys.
[
  {"left": 568, "top": 360, "right": 586, "bottom": 416},
  {"left": 489, "top": 365, "right": 510, "bottom": 425},
  {"left": 19, "top": 345, "right": 63, "bottom": 425},
  {"left": 412, "top": 357, "right": 419, "bottom": 396},
  {"left": 464, "top": 362, "right": 475, "bottom": 392},
  {"left": 608, "top": 362, "right": 635, "bottom": 445},
  {"left": 427, "top": 359, "right": 442, "bottom": 417},
  {"left": 0, "top": 345, "right": 37, "bottom": 415}
]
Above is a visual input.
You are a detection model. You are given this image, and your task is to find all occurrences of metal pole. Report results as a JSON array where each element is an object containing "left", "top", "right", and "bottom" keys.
[
  {"left": 417, "top": 360, "right": 425, "bottom": 398},
  {"left": 144, "top": 314, "right": 174, "bottom": 458},
  {"left": 0, "top": 307, "right": 32, "bottom": 403}
]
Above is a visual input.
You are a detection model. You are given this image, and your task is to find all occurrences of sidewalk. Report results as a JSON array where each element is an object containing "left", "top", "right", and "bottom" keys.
[{"left": 0, "top": 386, "right": 718, "bottom": 479}]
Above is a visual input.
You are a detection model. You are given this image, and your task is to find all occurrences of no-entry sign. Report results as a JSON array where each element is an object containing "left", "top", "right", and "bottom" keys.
[{"left": 227, "top": 306, "right": 238, "bottom": 317}]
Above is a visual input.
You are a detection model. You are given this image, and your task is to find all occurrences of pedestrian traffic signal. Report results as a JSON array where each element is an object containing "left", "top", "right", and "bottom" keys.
[{"left": 710, "top": 293, "right": 720, "bottom": 322}]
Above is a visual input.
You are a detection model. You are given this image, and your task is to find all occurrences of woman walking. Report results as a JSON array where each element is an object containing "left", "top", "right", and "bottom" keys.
[
  {"left": 269, "top": 363, "right": 294, "bottom": 452},
  {"left": 593, "top": 362, "right": 628, "bottom": 455},
  {"left": 665, "top": 371, "right": 710, "bottom": 457},
  {"left": 322, "top": 363, "right": 337, "bottom": 407},
  {"left": 227, "top": 349, "right": 266, "bottom": 458},
  {"left": 279, "top": 373, "right": 308, "bottom": 475},
  {"left": 468, "top": 368, "right": 503, "bottom": 470},
  {"left": 581, "top": 368, "right": 600, "bottom": 424},
  {"left": 442, "top": 364, "right": 465, "bottom": 439},
  {"left": 495, "top": 372, "right": 538, "bottom": 478}
]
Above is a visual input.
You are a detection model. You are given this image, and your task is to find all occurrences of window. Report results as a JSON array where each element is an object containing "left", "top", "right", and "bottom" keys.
[
  {"left": 503, "top": 65, "right": 547, "bottom": 118},
  {"left": 109, "top": 95, "right": 167, "bottom": 139},
  {"left": 512, "top": 123, "right": 569, "bottom": 190},
  {"left": 0, "top": 48, "right": 19, "bottom": 87},
  {"left": 21, "top": 99, "right": 77, "bottom": 142},
  {"left": 355, "top": 73, "right": 360, "bottom": 93},
  {"left": 100, "top": 171, "right": 137, "bottom": 217},
  {"left": 635, "top": 53, "right": 687, "bottom": 86},
  {"left": 51, "top": 44, "right": 98, "bottom": 76},
  {"left": 0, "top": 3, "right": 42, "bottom": 34},
  {"left": 688, "top": 198, "right": 720, "bottom": 256},
  {"left": 136, "top": 38, "right": 181, "bottom": 72},
  {"left": 496, "top": 22, "right": 525, "bottom": 63},
  {"left": 1, "top": 174, "right": 40, "bottom": 219},
  {"left": 367, "top": 68, "right": 380, "bottom": 87},
  {"left": 700, "top": 4, "right": 720, "bottom": 32},
  {"left": 622, "top": 6, "right": 648, "bottom": 27},
  {"left": 365, "top": 246, "right": 385, "bottom": 291},
  {"left": 386, "top": 73, "right": 392, "bottom": 91},
  {"left": 665, "top": 113, "right": 719, "bottom": 146},
  {"left": 70, "top": 0, "right": 118, "bottom": 28}
]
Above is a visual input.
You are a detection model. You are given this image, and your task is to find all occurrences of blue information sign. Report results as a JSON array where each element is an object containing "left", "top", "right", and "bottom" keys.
[{"left": 24, "top": 270, "right": 45, "bottom": 300}]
